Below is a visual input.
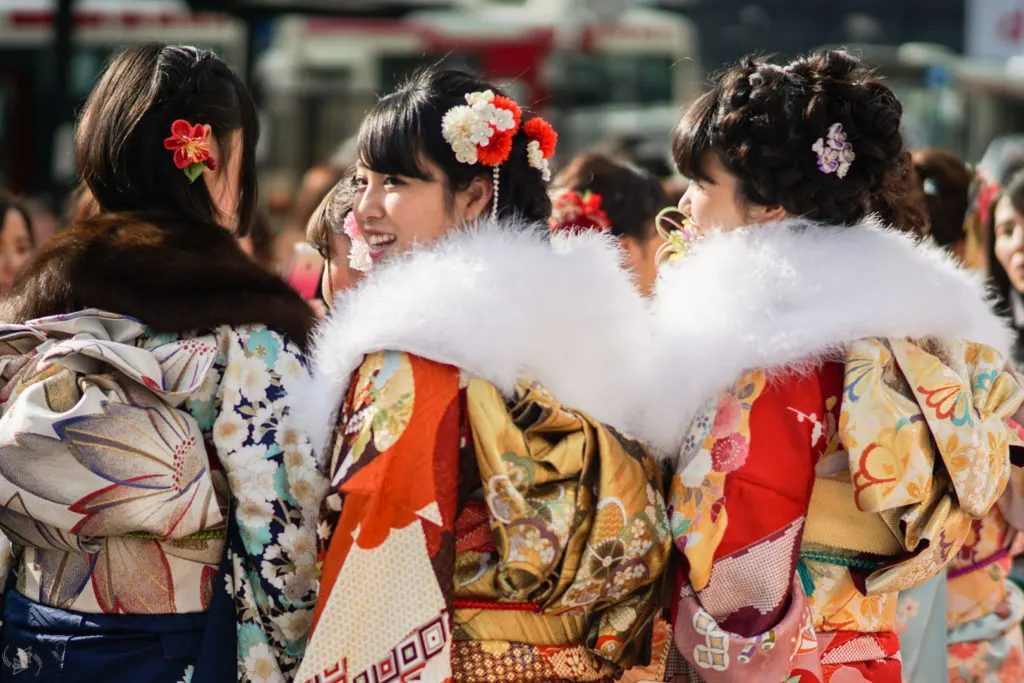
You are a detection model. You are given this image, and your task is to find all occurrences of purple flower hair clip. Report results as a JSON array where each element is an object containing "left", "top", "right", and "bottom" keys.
[{"left": 812, "top": 122, "right": 855, "bottom": 179}]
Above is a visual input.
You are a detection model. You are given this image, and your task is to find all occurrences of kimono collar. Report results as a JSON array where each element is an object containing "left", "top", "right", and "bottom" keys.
[
  {"left": 642, "top": 215, "right": 1014, "bottom": 454},
  {"left": 296, "top": 218, "right": 653, "bottom": 461}
]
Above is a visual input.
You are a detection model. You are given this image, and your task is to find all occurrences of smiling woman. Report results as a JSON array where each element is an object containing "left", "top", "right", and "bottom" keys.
[
  {"left": 294, "top": 68, "right": 671, "bottom": 683},
  {"left": 346, "top": 69, "right": 552, "bottom": 264}
]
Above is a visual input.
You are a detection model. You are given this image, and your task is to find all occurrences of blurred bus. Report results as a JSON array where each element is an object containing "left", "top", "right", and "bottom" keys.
[{"left": 257, "top": 2, "right": 700, "bottom": 183}]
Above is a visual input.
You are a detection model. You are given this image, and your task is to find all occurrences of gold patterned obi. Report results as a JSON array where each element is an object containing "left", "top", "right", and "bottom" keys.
[
  {"left": 449, "top": 378, "right": 673, "bottom": 680},
  {"left": 803, "top": 337, "right": 1023, "bottom": 596}
]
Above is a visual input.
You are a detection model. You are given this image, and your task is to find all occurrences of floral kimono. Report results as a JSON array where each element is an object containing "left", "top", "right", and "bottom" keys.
[
  {"left": 292, "top": 222, "right": 671, "bottom": 683},
  {"left": 0, "top": 215, "right": 326, "bottom": 683},
  {"left": 647, "top": 217, "right": 1023, "bottom": 683},
  {"left": 943, "top": 462, "right": 1024, "bottom": 681}
]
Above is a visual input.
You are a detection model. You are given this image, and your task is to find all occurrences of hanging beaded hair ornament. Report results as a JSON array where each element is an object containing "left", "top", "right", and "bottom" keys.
[
  {"left": 549, "top": 189, "right": 611, "bottom": 235},
  {"left": 441, "top": 89, "right": 556, "bottom": 218},
  {"left": 164, "top": 119, "right": 218, "bottom": 183}
]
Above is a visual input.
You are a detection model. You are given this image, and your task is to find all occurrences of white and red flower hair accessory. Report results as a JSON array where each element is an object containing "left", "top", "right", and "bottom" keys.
[
  {"left": 441, "top": 90, "right": 522, "bottom": 167},
  {"left": 812, "top": 122, "right": 855, "bottom": 179},
  {"left": 524, "top": 117, "right": 557, "bottom": 182}
]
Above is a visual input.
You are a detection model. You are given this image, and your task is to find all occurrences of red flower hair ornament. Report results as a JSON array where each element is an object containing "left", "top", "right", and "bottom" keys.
[
  {"left": 549, "top": 189, "right": 611, "bottom": 235},
  {"left": 524, "top": 117, "right": 557, "bottom": 182},
  {"left": 440, "top": 90, "right": 557, "bottom": 218},
  {"left": 163, "top": 119, "right": 218, "bottom": 183}
]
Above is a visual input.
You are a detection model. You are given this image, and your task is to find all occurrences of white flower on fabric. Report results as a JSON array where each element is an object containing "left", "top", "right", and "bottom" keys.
[
  {"left": 469, "top": 120, "right": 494, "bottom": 146},
  {"left": 237, "top": 497, "right": 275, "bottom": 531},
  {"left": 243, "top": 642, "right": 283, "bottom": 683},
  {"left": 238, "top": 355, "right": 270, "bottom": 399},
  {"left": 275, "top": 353, "right": 305, "bottom": 383},
  {"left": 282, "top": 563, "right": 317, "bottom": 603},
  {"left": 465, "top": 90, "right": 494, "bottom": 108},
  {"left": 280, "top": 526, "right": 318, "bottom": 567},
  {"left": 213, "top": 411, "right": 249, "bottom": 454},
  {"left": 260, "top": 555, "right": 286, "bottom": 591},
  {"left": 289, "top": 466, "right": 327, "bottom": 511},
  {"left": 491, "top": 107, "right": 516, "bottom": 132},
  {"left": 227, "top": 446, "right": 278, "bottom": 504},
  {"left": 680, "top": 450, "right": 712, "bottom": 488},
  {"left": 276, "top": 609, "right": 314, "bottom": 643}
]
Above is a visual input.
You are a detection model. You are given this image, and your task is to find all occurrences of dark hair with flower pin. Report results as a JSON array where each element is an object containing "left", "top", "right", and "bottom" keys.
[{"left": 76, "top": 43, "right": 260, "bottom": 235}]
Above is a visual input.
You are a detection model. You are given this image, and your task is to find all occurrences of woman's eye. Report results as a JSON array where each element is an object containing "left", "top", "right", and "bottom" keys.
[
  {"left": 352, "top": 176, "right": 368, "bottom": 189},
  {"left": 383, "top": 175, "right": 404, "bottom": 187}
]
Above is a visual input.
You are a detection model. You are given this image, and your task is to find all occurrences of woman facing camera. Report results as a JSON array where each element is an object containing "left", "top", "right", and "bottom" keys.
[{"left": 294, "top": 69, "right": 671, "bottom": 683}]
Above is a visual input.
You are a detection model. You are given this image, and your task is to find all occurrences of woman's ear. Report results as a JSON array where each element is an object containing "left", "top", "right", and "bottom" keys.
[
  {"left": 748, "top": 203, "right": 787, "bottom": 224},
  {"left": 459, "top": 175, "right": 495, "bottom": 222},
  {"left": 200, "top": 124, "right": 220, "bottom": 180}
]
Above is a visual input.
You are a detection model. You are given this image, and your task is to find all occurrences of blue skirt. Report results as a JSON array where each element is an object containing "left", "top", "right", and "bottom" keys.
[{"left": 0, "top": 589, "right": 234, "bottom": 683}]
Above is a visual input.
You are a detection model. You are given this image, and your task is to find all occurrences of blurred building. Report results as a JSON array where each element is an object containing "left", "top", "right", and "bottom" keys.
[{"left": 653, "top": 0, "right": 964, "bottom": 73}]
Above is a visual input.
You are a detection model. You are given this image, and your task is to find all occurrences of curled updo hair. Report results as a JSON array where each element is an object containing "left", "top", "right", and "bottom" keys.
[
  {"left": 673, "top": 49, "right": 926, "bottom": 233},
  {"left": 77, "top": 44, "right": 259, "bottom": 235},
  {"left": 358, "top": 69, "right": 552, "bottom": 223}
]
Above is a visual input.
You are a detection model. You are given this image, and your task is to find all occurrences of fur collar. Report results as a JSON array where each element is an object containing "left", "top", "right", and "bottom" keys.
[
  {"left": 296, "top": 218, "right": 653, "bottom": 460},
  {"left": 0, "top": 213, "right": 315, "bottom": 346},
  {"left": 643, "top": 216, "right": 1014, "bottom": 454}
]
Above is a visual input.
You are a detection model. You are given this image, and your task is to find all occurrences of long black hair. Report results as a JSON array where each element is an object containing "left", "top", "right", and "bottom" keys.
[
  {"left": 358, "top": 68, "right": 552, "bottom": 223},
  {"left": 76, "top": 43, "right": 260, "bottom": 235}
]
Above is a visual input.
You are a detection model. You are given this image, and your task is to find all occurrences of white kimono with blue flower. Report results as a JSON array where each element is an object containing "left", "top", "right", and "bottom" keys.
[{"left": 0, "top": 311, "right": 326, "bottom": 682}]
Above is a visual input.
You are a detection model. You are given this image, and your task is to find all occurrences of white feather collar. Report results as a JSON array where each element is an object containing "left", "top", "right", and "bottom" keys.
[
  {"left": 641, "top": 216, "right": 1014, "bottom": 454},
  {"left": 294, "top": 218, "right": 653, "bottom": 462}
]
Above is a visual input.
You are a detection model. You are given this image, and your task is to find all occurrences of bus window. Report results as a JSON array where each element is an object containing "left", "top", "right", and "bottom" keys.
[{"left": 556, "top": 54, "right": 674, "bottom": 108}]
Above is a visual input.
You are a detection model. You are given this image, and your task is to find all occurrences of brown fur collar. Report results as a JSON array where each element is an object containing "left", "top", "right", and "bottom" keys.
[{"left": 0, "top": 213, "right": 315, "bottom": 347}]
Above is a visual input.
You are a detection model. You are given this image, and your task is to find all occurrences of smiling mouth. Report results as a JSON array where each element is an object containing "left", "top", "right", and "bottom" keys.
[{"left": 365, "top": 232, "right": 397, "bottom": 257}]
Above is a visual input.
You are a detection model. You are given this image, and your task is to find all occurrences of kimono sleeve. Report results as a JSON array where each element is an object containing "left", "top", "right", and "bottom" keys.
[
  {"left": 297, "top": 351, "right": 465, "bottom": 683},
  {"left": 667, "top": 366, "right": 843, "bottom": 681},
  {"left": 211, "top": 327, "right": 328, "bottom": 683}
]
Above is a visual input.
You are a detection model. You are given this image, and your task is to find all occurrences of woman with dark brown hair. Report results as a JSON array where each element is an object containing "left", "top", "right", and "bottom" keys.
[
  {"left": 550, "top": 152, "right": 669, "bottom": 296},
  {"left": 0, "top": 191, "right": 34, "bottom": 296},
  {"left": 649, "top": 49, "right": 1021, "bottom": 682},
  {"left": 0, "top": 44, "right": 323, "bottom": 682},
  {"left": 912, "top": 147, "right": 973, "bottom": 261}
]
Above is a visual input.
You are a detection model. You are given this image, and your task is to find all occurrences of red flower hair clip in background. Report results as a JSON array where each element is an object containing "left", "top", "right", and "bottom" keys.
[
  {"left": 163, "top": 119, "right": 218, "bottom": 183},
  {"left": 549, "top": 189, "right": 611, "bottom": 235}
]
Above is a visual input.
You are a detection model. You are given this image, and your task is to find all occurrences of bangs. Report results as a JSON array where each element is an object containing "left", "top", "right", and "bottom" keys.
[
  {"left": 1007, "top": 170, "right": 1024, "bottom": 218},
  {"left": 357, "top": 90, "right": 434, "bottom": 181},
  {"left": 671, "top": 87, "right": 720, "bottom": 184}
]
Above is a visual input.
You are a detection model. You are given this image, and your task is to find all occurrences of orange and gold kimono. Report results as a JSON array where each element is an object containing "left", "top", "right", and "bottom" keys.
[
  {"left": 649, "top": 217, "right": 1023, "bottom": 683},
  {"left": 291, "top": 222, "right": 671, "bottom": 683}
]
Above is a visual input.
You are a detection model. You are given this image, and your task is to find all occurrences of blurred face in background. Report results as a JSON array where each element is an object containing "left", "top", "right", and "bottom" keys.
[
  {"left": 994, "top": 195, "right": 1024, "bottom": 293},
  {"left": 0, "top": 207, "right": 32, "bottom": 294},
  {"left": 321, "top": 229, "right": 362, "bottom": 307},
  {"left": 619, "top": 227, "right": 665, "bottom": 297}
]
